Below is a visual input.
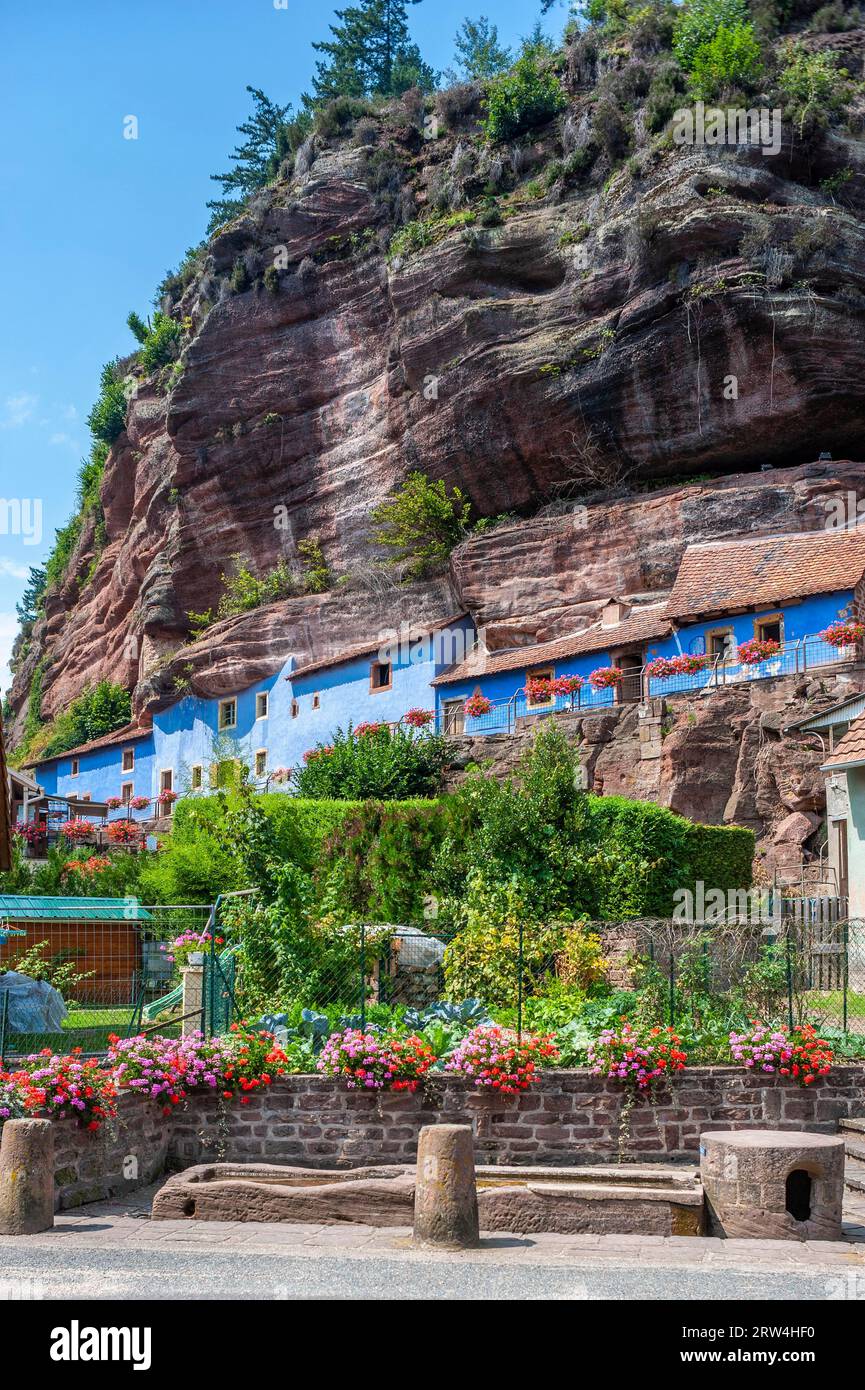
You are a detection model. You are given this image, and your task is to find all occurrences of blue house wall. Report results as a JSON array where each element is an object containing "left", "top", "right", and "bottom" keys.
[
  {"left": 27, "top": 619, "right": 477, "bottom": 816},
  {"left": 652, "top": 591, "right": 853, "bottom": 662},
  {"left": 433, "top": 593, "right": 856, "bottom": 732},
  {"left": 34, "top": 734, "right": 156, "bottom": 819}
]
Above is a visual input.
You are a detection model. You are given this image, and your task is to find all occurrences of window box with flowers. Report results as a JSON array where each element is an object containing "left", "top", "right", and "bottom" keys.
[
  {"left": 645, "top": 654, "right": 709, "bottom": 679},
  {"left": 156, "top": 789, "right": 178, "bottom": 808},
  {"left": 464, "top": 693, "right": 492, "bottom": 718},
  {"left": 130, "top": 796, "right": 151, "bottom": 811},
  {"left": 819, "top": 619, "right": 865, "bottom": 649},
  {"left": 737, "top": 637, "right": 782, "bottom": 665},
  {"left": 104, "top": 796, "right": 124, "bottom": 811},
  {"left": 404, "top": 707, "right": 434, "bottom": 728},
  {"left": 588, "top": 666, "right": 623, "bottom": 690}
]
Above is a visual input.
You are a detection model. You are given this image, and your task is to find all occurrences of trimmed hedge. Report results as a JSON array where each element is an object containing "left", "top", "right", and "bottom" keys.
[
  {"left": 584, "top": 796, "right": 753, "bottom": 918},
  {"left": 144, "top": 789, "right": 753, "bottom": 917},
  {"left": 141, "top": 795, "right": 443, "bottom": 904}
]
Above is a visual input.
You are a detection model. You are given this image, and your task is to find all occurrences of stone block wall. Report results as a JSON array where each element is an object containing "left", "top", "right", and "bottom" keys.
[{"left": 43, "top": 1066, "right": 865, "bottom": 1208}]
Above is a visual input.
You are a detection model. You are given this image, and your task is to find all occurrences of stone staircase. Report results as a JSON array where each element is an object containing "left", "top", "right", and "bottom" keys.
[{"left": 840, "top": 1118, "right": 865, "bottom": 1196}]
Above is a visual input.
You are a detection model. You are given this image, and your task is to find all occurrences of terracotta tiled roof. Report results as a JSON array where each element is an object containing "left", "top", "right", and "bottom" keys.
[
  {"left": 431, "top": 604, "right": 671, "bottom": 685},
  {"left": 667, "top": 527, "right": 865, "bottom": 621},
  {"left": 821, "top": 714, "right": 865, "bottom": 771},
  {"left": 289, "top": 614, "right": 469, "bottom": 681},
  {"left": 26, "top": 722, "right": 152, "bottom": 769}
]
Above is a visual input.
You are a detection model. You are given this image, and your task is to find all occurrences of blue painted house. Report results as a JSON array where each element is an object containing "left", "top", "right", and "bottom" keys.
[
  {"left": 432, "top": 526, "right": 865, "bottom": 732},
  {"left": 22, "top": 524, "right": 865, "bottom": 818},
  {"left": 25, "top": 615, "right": 475, "bottom": 822}
]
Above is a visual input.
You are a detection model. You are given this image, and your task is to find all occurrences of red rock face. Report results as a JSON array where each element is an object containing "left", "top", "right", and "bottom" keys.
[{"left": 9, "top": 116, "right": 865, "bottom": 748}]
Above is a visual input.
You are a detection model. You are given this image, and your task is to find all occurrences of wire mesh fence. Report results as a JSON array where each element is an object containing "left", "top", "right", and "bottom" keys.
[
  {"left": 0, "top": 903, "right": 212, "bottom": 1062},
  {"left": 209, "top": 907, "right": 865, "bottom": 1051},
  {"left": 2, "top": 902, "right": 863, "bottom": 1063}
]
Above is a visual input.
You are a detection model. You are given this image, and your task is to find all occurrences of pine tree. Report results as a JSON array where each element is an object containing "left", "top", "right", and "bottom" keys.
[
  {"left": 207, "top": 87, "right": 310, "bottom": 233},
  {"left": 15, "top": 566, "right": 47, "bottom": 632},
  {"left": 448, "top": 16, "right": 512, "bottom": 81},
  {"left": 310, "top": 0, "right": 436, "bottom": 104}
]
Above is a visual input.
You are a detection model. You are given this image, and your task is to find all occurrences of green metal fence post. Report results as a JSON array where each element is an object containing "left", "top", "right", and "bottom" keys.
[
  {"left": 517, "top": 920, "right": 524, "bottom": 1043},
  {"left": 843, "top": 918, "right": 849, "bottom": 1035},
  {"left": 360, "top": 923, "right": 367, "bottom": 1031},
  {"left": 669, "top": 948, "right": 675, "bottom": 1028},
  {"left": 785, "top": 926, "right": 794, "bottom": 1030}
]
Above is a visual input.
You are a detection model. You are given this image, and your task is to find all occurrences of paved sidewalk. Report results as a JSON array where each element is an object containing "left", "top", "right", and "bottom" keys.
[{"left": 2, "top": 1182, "right": 864, "bottom": 1300}]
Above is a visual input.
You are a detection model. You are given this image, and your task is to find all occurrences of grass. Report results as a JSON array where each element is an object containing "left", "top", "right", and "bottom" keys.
[{"left": 4, "top": 1006, "right": 137, "bottom": 1059}]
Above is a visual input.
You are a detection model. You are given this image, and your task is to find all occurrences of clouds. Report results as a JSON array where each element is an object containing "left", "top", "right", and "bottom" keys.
[
  {"left": 0, "top": 559, "right": 29, "bottom": 580},
  {"left": 0, "top": 393, "right": 38, "bottom": 429}
]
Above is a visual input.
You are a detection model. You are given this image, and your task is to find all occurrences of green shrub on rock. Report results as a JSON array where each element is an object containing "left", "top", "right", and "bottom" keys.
[{"left": 481, "top": 54, "right": 567, "bottom": 143}]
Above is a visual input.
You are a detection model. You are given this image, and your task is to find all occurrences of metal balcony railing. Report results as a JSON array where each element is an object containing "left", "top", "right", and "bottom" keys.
[{"left": 436, "top": 635, "right": 862, "bottom": 736}]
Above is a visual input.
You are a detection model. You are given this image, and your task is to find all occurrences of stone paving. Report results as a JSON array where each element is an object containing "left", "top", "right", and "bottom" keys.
[{"left": 4, "top": 1179, "right": 864, "bottom": 1277}]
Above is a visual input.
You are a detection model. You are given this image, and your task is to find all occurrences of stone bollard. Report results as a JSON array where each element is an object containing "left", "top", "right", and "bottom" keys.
[
  {"left": 413, "top": 1124, "right": 479, "bottom": 1249},
  {"left": 0, "top": 1119, "right": 55, "bottom": 1235},
  {"left": 701, "top": 1129, "right": 845, "bottom": 1241}
]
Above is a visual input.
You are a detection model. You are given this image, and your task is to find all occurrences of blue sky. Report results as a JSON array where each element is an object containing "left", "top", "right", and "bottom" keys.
[{"left": 0, "top": 0, "right": 566, "bottom": 696}]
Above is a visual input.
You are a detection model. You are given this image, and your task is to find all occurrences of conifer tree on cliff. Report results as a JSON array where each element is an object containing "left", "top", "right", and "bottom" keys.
[
  {"left": 310, "top": 0, "right": 437, "bottom": 103},
  {"left": 207, "top": 87, "right": 310, "bottom": 233}
]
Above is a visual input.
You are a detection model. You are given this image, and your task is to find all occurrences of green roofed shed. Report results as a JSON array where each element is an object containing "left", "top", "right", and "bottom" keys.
[{"left": 0, "top": 896, "right": 153, "bottom": 923}]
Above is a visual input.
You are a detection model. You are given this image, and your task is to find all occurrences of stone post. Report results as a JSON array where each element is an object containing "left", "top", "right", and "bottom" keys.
[
  {"left": 0, "top": 1119, "right": 54, "bottom": 1234},
  {"left": 181, "top": 954, "right": 205, "bottom": 1037},
  {"left": 413, "top": 1124, "right": 479, "bottom": 1248}
]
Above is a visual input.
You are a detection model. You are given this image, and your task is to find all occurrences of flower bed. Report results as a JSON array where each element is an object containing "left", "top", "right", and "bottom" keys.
[
  {"left": 587, "top": 1023, "right": 686, "bottom": 1091},
  {"left": 729, "top": 1023, "right": 833, "bottom": 1086},
  {"left": 0, "top": 1026, "right": 288, "bottom": 1131},
  {"left": 444, "top": 1025, "right": 559, "bottom": 1094}
]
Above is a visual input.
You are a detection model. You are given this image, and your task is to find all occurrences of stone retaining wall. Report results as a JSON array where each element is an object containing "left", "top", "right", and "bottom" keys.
[{"left": 44, "top": 1066, "right": 865, "bottom": 1209}]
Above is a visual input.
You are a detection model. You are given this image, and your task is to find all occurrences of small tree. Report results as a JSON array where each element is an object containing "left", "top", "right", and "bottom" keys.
[
  {"left": 207, "top": 87, "right": 311, "bottom": 233},
  {"left": 673, "top": 0, "right": 750, "bottom": 69},
  {"left": 86, "top": 362, "right": 128, "bottom": 445},
  {"left": 481, "top": 53, "right": 567, "bottom": 143},
  {"left": 370, "top": 471, "right": 471, "bottom": 578},
  {"left": 778, "top": 42, "right": 849, "bottom": 139},
  {"left": 447, "top": 16, "right": 512, "bottom": 81},
  {"left": 689, "top": 22, "right": 764, "bottom": 100},
  {"left": 294, "top": 724, "right": 449, "bottom": 799}
]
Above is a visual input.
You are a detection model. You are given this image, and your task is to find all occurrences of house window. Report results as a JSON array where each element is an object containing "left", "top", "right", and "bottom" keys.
[
  {"left": 706, "top": 627, "right": 734, "bottom": 660},
  {"left": 70, "top": 758, "right": 79, "bottom": 777},
  {"left": 312, "top": 693, "right": 320, "bottom": 710},
  {"left": 255, "top": 692, "right": 269, "bottom": 720},
  {"left": 218, "top": 698, "right": 237, "bottom": 731},
  {"left": 370, "top": 660, "right": 392, "bottom": 693},
  {"left": 190, "top": 765, "right": 203, "bottom": 791},
  {"left": 121, "top": 783, "right": 134, "bottom": 804},
  {"left": 121, "top": 748, "right": 135, "bottom": 773},
  {"left": 255, "top": 749, "right": 267, "bottom": 778},
  {"left": 753, "top": 614, "right": 784, "bottom": 646},
  {"left": 526, "top": 667, "right": 554, "bottom": 709},
  {"left": 291, "top": 699, "right": 299, "bottom": 718},
  {"left": 160, "top": 769, "right": 174, "bottom": 813}
]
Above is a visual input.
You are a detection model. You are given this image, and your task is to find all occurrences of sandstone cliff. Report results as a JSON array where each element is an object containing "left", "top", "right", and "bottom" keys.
[{"left": 9, "top": 23, "right": 865, "bottom": 860}]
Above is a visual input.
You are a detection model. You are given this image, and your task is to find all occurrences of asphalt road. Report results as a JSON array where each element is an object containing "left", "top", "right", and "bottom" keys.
[{"left": 0, "top": 1243, "right": 852, "bottom": 1301}]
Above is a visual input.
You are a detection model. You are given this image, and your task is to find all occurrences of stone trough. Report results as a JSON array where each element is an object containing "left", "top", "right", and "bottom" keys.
[{"left": 152, "top": 1160, "right": 705, "bottom": 1236}]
